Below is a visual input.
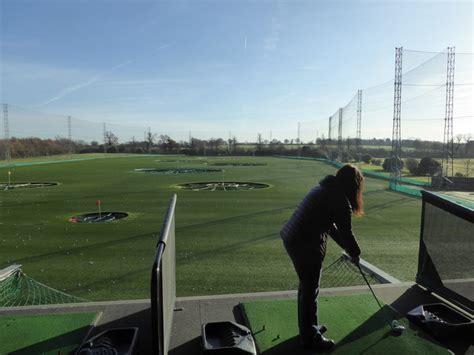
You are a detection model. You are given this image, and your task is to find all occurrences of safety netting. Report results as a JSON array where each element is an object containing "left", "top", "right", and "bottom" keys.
[
  {"left": 0, "top": 266, "right": 87, "bottom": 307},
  {"left": 320, "top": 255, "right": 382, "bottom": 288}
]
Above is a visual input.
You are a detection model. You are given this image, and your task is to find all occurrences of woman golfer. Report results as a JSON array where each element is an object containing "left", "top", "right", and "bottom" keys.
[{"left": 281, "top": 164, "right": 364, "bottom": 350}]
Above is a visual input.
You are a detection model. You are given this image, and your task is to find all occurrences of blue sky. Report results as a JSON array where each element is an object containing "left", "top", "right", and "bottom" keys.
[{"left": 1, "top": 0, "right": 473, "bottom": 142}]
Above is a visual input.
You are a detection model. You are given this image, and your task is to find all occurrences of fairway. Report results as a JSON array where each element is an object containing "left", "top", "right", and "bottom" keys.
[{"left": 0, "top": 155, "right": 422, "bottom": 301}]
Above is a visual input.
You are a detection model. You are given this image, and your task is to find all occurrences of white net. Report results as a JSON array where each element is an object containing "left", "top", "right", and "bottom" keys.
[{"left": 0, "top": 266, "right": 87, "bottom": 307}]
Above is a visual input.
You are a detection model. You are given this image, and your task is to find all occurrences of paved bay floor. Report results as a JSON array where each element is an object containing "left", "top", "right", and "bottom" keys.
[{"left": 1, "top": 282, "right": 472, "bottom": 354}]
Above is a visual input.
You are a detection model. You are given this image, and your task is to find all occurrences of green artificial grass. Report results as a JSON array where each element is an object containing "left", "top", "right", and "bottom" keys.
[
  {"left": 0, "top": 312, "right": 97, "bottom": 354},
  {"left": 1, "top": 154, "right": 423, "bottom": 300},
  {"left": 242, "top": 294, "right": 449, "bottom": 354}
]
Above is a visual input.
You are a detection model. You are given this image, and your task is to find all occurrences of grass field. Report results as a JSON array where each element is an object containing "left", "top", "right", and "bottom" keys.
[
  {"left": 0, "top": 154, "right": 422, "bottom": 301},
  {"left": 356, "top": 158, "right": 473, "bottom": 184}
]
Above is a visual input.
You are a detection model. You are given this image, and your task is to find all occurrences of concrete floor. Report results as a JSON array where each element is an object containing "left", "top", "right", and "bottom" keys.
[{"left": 1, "top": 282, "right": 472, "bottom": 355}]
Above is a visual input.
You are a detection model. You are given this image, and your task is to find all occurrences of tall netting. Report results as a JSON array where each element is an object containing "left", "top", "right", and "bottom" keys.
[
  {"left": 401, "top": 50, "right": 449, "bottom": 144},
  {"left": 340, "top": 93, "right": 358, "bottom": 142},
  {"left": 417, "top": 191, "right": 473, "bottom": 313},
  {"left": 0, "top": 266, "right": 87, "bottom": 307},
  {"left": 298, "top": 120, "right": 325, "bottom": 144},
  {"left": 4, "top": 104, "right": 151, "bottom": 144},
  {"left": 329, "top": 48, "right": 473, "bottom": 149}
]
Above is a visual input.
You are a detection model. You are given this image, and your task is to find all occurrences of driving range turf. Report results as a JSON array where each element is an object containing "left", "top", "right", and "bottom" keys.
[
  {"left": 1, "top": 154, "right": 422, "bottom": 301},
  {"left": 0, "top": 312, "right": 97, "bottom": 354},
  {"left": 241, "top": 294, "right": 448, "bottom": 354}
]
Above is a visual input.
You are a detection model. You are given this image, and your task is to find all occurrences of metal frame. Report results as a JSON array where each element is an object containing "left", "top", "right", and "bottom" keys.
[
  {"left": 3, "top": 103, "right": 11, "bottom": 161},
  {"left": 151, "top": 194, "right": 177, "bottom": 355},
  {"left": 356, "top": 90, "right": 362, "bottom": 156},
  {"left": 390, "top": 47, "right": 403, "bottom": 185},
  {"left": 337, "top": 107, "right": 343, "bottom": 161},
  {"left": 442, "top": 47, "right": 456, "bottom": 178}
]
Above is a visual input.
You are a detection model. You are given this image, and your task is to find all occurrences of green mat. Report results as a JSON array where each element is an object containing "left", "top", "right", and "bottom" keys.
[
  {"left": 0, "top": 312, "right": 97, "bottom": 354},
  {"left": 242, "top": 294, "right": 449, "bottom": 354}
]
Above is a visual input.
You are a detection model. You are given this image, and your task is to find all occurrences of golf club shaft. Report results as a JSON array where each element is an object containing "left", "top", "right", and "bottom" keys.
[{"left": 357, "top": 264, "right": 393, "bottom": 326}]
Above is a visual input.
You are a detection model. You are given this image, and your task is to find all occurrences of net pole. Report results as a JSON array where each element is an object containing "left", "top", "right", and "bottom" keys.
[
  {"left": 390, "top": 47, "right": 403, "bottom": 186},
  {"left": 356, "top": 90, "right": 362, "bottom": 159},
  {"left": 442, "top": 47, "right": 455, "bottom": 178},
  {"left": 3, "top": 103, "right": 11, "bottom": 161},
  {"left": 337, "top": 108, "right": 343, "bottom": 161}
]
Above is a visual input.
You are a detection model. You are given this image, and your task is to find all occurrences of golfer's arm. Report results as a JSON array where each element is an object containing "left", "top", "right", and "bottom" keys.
[
  {"left": 334, "top": 203, "right": 361, "bottom": 258},
  {"left": 328, "top": 224, "right": 346, "bottom": 250}
]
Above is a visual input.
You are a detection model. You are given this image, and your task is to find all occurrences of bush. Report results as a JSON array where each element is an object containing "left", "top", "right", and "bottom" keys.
[
  {"left": 455, "top": 172, "right": 465, "bottom": 177},
  {"left": 382, "top": 157, "right": 404, "bottom": 172},
  {"left": 418, "top": 157, "right": 441, "bottom": 176},
  {"left": 361, "top": 154, "right": 372, "bottom": 164},
  {"left": 371, "top": 159, "right": 382, "bottom": 166},
  {"left": 405, "top": 158, "right": 419, "bottom": 175}
]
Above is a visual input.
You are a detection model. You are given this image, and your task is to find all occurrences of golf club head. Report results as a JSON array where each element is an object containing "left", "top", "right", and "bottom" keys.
[{"left": 391, "top": 320, "right": 405, "bottom": 335}]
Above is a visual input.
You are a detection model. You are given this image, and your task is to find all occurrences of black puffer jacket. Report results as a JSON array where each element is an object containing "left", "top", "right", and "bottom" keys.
[{"left": 281, "top": 175, "right": 361, "bottom": 258}]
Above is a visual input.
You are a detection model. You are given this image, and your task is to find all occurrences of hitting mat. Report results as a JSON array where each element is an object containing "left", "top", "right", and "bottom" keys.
[
  {"left": 0, "top": 312, "right": 98, "bottom": 354},
  {"left": 241, "top": 294, "right": 449, "bottom": 354}
]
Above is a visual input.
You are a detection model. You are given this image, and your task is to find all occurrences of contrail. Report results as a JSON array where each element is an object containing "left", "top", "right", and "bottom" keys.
[{"left": 38, "top": 59, "right": 134, "bottom": 107}]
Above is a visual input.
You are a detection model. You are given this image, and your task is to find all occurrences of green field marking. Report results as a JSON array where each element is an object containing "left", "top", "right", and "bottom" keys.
[
  {"left": 0, "top": 153, "right": 166, "bottom": 169},
  {"left": 0, "top": 155, "right": 423, "bottom": 300},
  {"left": 242, "top": 294, "right": 448, "bottom": 354},
  {"left": 0, "top": 312, "right": 97, "bottom": 354}
]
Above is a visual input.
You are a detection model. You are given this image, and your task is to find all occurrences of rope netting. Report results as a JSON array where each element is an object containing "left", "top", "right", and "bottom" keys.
[
  {"left": 320, "top": 256, "right": 381, "bottom": 288},
  {"left": 0, "top": 267, "right": 87, "bottom": 307}
]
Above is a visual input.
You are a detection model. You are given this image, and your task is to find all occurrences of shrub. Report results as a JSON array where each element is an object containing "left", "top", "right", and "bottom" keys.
[
  {"left": 417, "top": 157, "right": 442, "bottom": 176},
  {"left": 382, "top": 157, "right": 404, "bottom": 172},
  {"left": 372, "top": 159, "right": 382, "bottom": 166},
  {"left": 405, "top": 158, "right": 419, "bottom": 175},
  {"left": 361, "top": 154, "right": 372, "bottom": 164},
  {"left": 455, "top": 172, "right": 465, "bottom": 177}
]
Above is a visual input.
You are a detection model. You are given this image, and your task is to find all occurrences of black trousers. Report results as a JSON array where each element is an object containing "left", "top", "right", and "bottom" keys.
[{"left": 283, "top": 237, "right": 324, "bottom": 342}]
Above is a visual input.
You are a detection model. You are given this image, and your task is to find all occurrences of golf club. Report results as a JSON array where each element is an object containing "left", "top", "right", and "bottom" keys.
[{"left": 357, "top": 264, "right": 405, "bottom": 335}]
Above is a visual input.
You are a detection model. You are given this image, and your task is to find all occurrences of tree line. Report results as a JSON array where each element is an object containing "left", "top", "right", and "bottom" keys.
[{"left": 0, "top": 133, "right": 472, "bottom": 165}]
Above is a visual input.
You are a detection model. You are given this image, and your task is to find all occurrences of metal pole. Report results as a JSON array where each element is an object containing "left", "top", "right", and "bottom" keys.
[
  {"left": 390, "top": 47, "right": 403, "bottom": 186},
  {"left": 3, "top": 104, "right": 11, "bottom": 161},
  {"left": 356, "top": 90, "right": 362, "bottom": 156},
  {"left": 328, "top": 116, "right": 332, "bottom": 141},
  {"left": 442, "top": 47, "right": 455, "bottom": 178},
  {"left": 338, "top": 108, "right": 343, "bottom": 161},
  {"left": 67, "top": 116, "right": 73, "bottom": 154},
  {"left": 103, "top": 122, "right": 107, "bottom": 153}
]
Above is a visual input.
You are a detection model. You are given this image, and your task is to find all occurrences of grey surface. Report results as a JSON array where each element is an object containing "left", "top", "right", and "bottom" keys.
[{"left": 1, "top": 283, "right": 472, "bottom": 355}]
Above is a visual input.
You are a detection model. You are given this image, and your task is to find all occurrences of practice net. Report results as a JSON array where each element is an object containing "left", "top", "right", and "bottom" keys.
[
  {"left": 320, "top": 255, "right": 381, "bottom": 288},
  {"left": 0, "top": 265, "right": 87, "bottom": 307}
]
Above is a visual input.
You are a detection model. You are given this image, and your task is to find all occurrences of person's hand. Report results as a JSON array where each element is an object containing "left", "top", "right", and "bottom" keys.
[{"left": 350, "top": 255, "right": 360, "bottom": 266}]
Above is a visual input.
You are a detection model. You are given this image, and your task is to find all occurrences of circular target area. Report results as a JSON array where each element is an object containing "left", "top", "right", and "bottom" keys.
[
  {"left": 134, "top": 168, "right": 221, "bottom": 174},
  {"left": 210, "top": 162, "right": 267, "bottom": 167},
  {"left": 155, "top": 159, "right": 206, "bottom": 163},
  {"left": 69, "top": 212, "right": 128, "bottom": 223},
  {"left": 178, "top": 182, "right": 270, "bottom": 191},
  {"left": 1, "top": 182, "right": 58, "bottom": 190}
]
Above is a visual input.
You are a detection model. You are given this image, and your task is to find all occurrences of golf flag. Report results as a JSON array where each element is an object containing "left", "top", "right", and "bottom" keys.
[{"left": 96, "top": 200, "right": 102, "bottom": 218}]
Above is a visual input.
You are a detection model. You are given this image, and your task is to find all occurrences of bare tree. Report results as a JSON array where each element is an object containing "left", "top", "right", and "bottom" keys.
[
  {"left": 464, "top": 134, "right": 472, "bottom": 177},
  {"left": 104, "top": 131, "right": 119, "bottom": 151},
  {"left": 145, "top": 131, "right": 157, "bottom": 153}
]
